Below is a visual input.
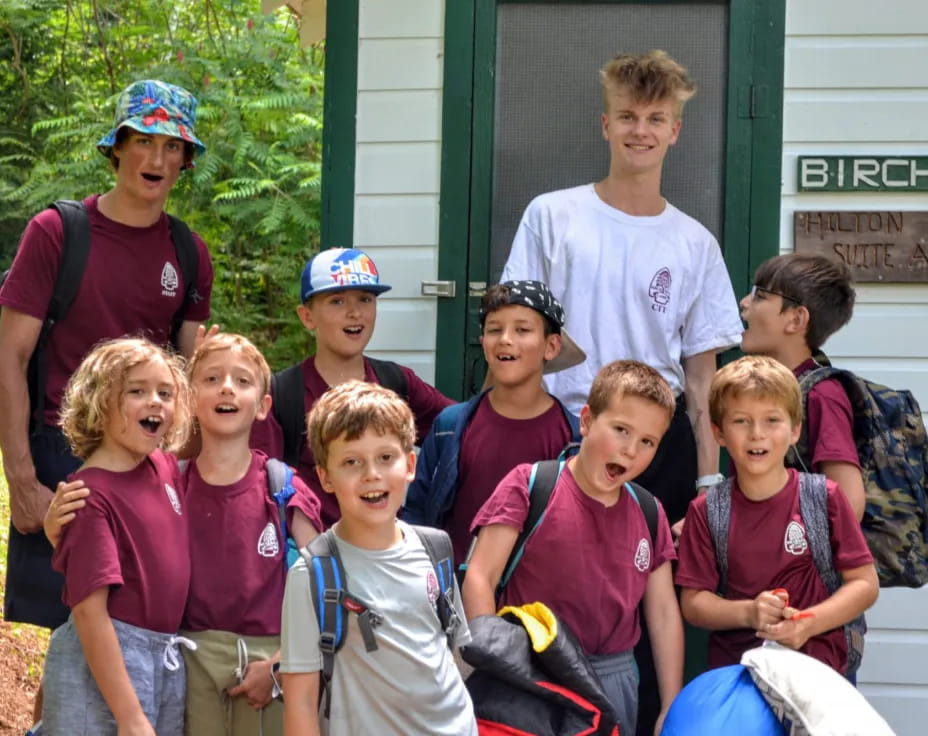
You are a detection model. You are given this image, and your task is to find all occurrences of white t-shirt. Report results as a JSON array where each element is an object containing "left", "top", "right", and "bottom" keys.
[
  {"left": 502, "top": 183, "right": 743, "bottom": 409},
  {"left": 280, "top": 521, "right": 477, "bottom": 736}
]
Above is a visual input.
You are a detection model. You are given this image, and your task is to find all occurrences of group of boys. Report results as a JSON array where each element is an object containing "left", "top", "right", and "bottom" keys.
[{"left": 1, "top": 50, "right": 881, "bottom": 736}]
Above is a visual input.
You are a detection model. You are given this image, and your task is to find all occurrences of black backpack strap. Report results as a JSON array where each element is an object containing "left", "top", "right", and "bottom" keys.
[
  {"left": 166, "top": 215, "right": 199, "bottom": 349},
  {"left": 705, "top": 478, "right": 734, "bottom": 595},
  {"left": 271, "top": 364, "right": 306, "bottom": 467},
  {"left": 47, "top": 200, "right": 91, "bottom": 323},
  {"left": 301, "top": 530, "right": 382, "bottom": 719},
  {"left": 27, "top": 200, "right": 92, "bottom": 435},
  {"left": 367, "top": 357, "right": 408, "bottom": 400},
  {"left": 625, "top": 481, "right": 659, "bottom": 547},
  {"left": 498, "top": 458, "right": 564, "bottom": 593},
  {"left": 411, "top": 525, "right": 460, "bottom": 647}
]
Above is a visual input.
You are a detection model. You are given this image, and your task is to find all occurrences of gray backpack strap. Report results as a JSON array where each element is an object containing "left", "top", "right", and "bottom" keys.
[
  {"left": 797, "top": 473, "right": 866, "bottom": 675},
  {"left": 705, "top": 478, "right": 733, "bottom": 595},
  {"left": 797, "top": 473, "right": 839, "bottom": 591}
]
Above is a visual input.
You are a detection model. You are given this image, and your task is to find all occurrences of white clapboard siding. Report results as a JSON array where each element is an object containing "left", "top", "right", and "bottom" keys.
[
  {"left": 784, "top": 2, "right": 928, "bottom": 732},
  {"left": 355, "top": 1, "right": 444, "bottom": 381}
]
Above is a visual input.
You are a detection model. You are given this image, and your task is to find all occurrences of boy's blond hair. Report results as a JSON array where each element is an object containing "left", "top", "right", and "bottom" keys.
[
  {"left": 600, "top": 50, "right": 696, "bottom": 116},
  {"left": 186, "top": 332, "right": 271, "bottom": 397},
  {"left": 586, "top": 360, "right": 676, "bottom": 424},
  {"left": 308, "top": 380, "right": 416, "bottom": 469},
  {"left": 709, "top": 356, "right": 802, "bottom": 427},
  {"left": 60, "top": 337, "right": 191, "bottom": 459}
]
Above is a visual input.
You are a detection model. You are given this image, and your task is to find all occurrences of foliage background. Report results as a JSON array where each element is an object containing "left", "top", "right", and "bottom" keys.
[{"left": 0, "top": 0, "right": 324, "bottom": 368}]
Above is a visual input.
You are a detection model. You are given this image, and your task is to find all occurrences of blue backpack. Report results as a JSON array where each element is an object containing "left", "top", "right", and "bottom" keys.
[
  {"left": 265, "top": 458, "right": 300, "bottom": 570},
  {"left": 300, "top": 525, "right": 459, "bottom": 717},
  {"left": 789, "top": 365, "right": 928, "bottom": 588}
]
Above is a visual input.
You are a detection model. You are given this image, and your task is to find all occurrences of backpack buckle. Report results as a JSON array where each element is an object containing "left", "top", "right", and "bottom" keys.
[
  {"left": 319, "top": 631, "right": 338, "bottom": 654},
  {"left": 323, "top": 588, "right": 343, "bottom": 605}
]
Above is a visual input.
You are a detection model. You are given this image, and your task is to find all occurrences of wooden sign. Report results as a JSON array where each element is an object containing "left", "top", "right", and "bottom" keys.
[
  {"left": 794, "top": 211, "right": 928, "bottom": 282},
  {"left": 797, "top": 156, "right": 928, "bottom": 192}
]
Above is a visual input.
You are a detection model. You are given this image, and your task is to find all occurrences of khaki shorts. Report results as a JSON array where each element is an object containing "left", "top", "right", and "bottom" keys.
[{"left": 181, "top": 629, "right": 283, "bottom": 736}]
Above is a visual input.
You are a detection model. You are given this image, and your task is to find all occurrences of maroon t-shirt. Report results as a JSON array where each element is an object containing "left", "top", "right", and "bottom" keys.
[
  {"left": 795, "top": 359, "right": 860, "bottom": 470},
  {"left": 472, "top": 463, "right": 676, "bottom": 656},
  {"left": 448, "top": 395, "right": 572, "bottom": 563},
  {"left": 53, "top": 451, "right": 190, "bottom": 633},
  {"left": 182, "top": 451, "right": 322, "bottom": 635},
  {"left": 675, "top": 469, "right": 873, "bottom": 673},
  {"left": 250, "top": 356, "right": 452, "bottom": 527},
  {"left": 0, "top": 195, "right": 213, "bottom": 426}
]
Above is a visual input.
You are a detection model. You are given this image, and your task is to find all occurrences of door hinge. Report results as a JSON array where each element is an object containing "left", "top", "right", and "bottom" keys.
[{"left": 740, "top": 84, "right": 770, "bottom": 119}]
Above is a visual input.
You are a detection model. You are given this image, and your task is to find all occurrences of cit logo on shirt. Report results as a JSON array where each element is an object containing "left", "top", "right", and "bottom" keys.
[{"left": 648, "top": 267, "right": 672, "bottom": 313}]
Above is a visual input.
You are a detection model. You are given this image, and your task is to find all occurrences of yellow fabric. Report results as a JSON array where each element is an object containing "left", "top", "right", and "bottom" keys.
[{"left": 497, "top": 601, "right": 559, "bottom": 653}]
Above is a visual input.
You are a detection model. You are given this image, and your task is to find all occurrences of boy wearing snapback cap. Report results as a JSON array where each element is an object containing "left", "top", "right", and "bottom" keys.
[
  {"left": 0, "top": 79, "right": 214, "bottom": 645},
  {"left": 403, "top": 280, "right": 584, "bottom": 565},
  {"left": 250, "top": 247, "right": 452, "bottom": 527}
]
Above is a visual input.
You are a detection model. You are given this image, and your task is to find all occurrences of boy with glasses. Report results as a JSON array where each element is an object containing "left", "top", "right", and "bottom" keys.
[{"left": 739, "top": 253, "right": 864, "bottom": 520}]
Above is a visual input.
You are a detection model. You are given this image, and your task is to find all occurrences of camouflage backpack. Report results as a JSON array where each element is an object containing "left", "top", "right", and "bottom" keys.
[{"left": 789, "top": 364, "right": 928, "bottom": 588}]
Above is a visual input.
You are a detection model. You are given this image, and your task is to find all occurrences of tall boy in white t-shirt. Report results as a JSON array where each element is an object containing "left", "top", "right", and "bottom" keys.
[{"left": 500, "top": 50, "right": 743, "bottom": 734}]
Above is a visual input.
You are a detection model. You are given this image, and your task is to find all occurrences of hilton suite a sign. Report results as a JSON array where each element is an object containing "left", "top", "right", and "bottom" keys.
[{"left": 794, "top": 211, "right": 928, "bottom": 282}]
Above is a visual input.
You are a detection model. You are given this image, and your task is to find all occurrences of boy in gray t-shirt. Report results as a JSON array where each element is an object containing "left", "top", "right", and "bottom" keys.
[{"left": 280, "top": 381, "right": 476, "bottom": 736}]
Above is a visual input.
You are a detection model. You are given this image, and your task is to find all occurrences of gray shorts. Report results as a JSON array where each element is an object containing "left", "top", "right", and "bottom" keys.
[
  {"left": 590, "top": 649, "right": 639, "bottom": 736},
  {"left": 42, "top": 616, "right": 191, "bottom": 735}
]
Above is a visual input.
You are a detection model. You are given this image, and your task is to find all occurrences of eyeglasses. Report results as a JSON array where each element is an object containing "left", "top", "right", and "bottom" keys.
[{"left": 750, "top": 284, "right": 801, "bottom": 306}]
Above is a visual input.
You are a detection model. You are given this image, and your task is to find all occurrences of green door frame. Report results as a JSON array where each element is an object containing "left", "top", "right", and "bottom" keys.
[
  {"left": 320, "top": 0, "right": 360, "bottom": 251},
  {"left": 435, "top": 0, "right": 786, "bottom": 399}
]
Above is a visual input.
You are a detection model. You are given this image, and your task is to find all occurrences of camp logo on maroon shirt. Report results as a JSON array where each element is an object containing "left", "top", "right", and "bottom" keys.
[
  {"left": 634, "top": 538, "right": 651, "bottom": 572},
  {"left": 784, "top": 520, "right": 809, "bottom": 556},
  {"left": 161, "top": 261, "right": 180, "bottom": 297},
  {"left": 426, "top": 569, "right": 440, "bottom": 605},
  {"left": 164, "top": 483, "right": 182, "bottom": 515},
  {"left": 257, "top": 522, "right": 280, "bottom": 558}
]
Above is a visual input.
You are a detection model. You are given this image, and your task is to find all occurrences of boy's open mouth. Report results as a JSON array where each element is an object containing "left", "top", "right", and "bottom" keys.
[
  {"left": 606, "top": 462, "right": 626, "bottom": 481},
  {"left": 139, "top": 416, "right": 163, "bottom": 434},
  {"left": 361, "top": 491, "right": 388, "bottom": 504},
  {"left": 497, "top": 353, "right": 517, "bottom": 362},
  {"left": 141, "top": 173, "right": 164, "bottom": 182},
  {"left": 344, "top": 326, "right": 364, "bottom": 335},
  {"left": 747, "top": 449, "right": 768, "bottom": 456}
]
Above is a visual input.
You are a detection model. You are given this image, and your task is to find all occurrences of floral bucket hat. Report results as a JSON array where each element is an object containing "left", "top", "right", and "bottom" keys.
[{"left": 97, "top": 80, "right": 206, "bottom": 165}]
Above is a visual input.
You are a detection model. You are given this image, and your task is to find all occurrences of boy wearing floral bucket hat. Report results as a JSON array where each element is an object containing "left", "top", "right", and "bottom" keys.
[
  {"left": 250, "top": 247, "right": 453, "bottom": 528},
  {"left": 0, "top": 79, "right": 213, "bottom": 718}
]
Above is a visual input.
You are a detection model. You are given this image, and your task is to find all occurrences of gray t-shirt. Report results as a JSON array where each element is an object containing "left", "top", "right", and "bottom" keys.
[{"left": 281, "top": 521, "right": 477, "bottom": 736}]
